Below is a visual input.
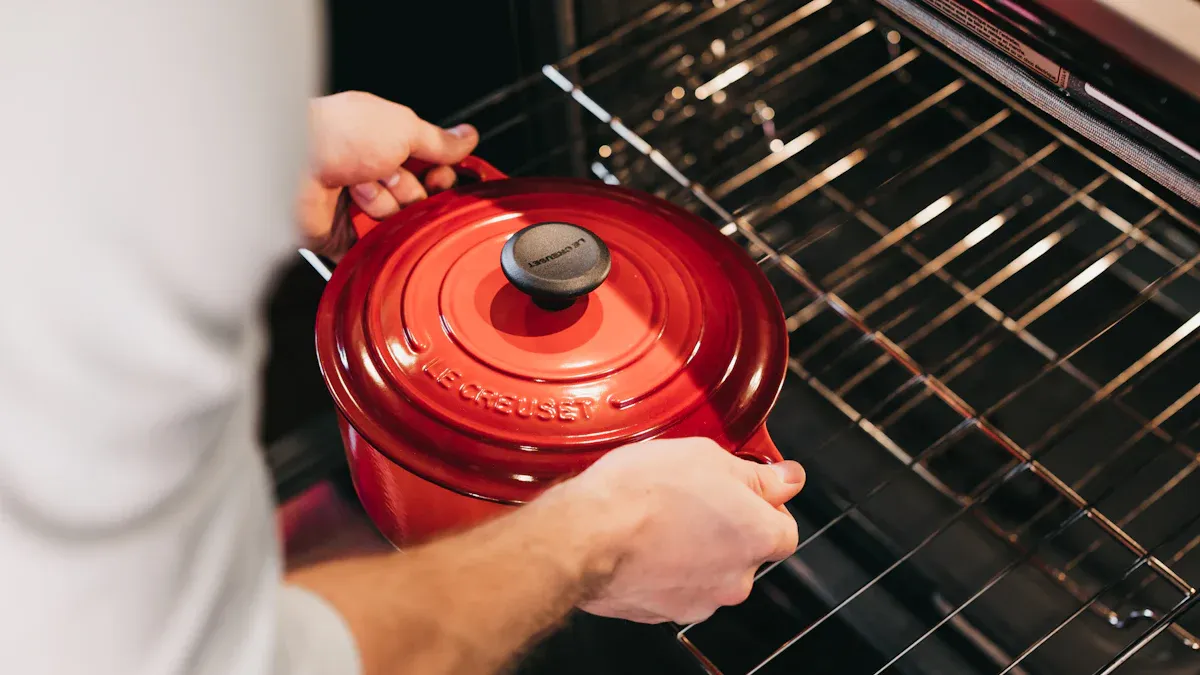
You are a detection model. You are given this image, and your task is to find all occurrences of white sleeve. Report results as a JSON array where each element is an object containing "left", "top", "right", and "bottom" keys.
[{"left": 0, "top": 2, "right": 361, "bottom": 674}]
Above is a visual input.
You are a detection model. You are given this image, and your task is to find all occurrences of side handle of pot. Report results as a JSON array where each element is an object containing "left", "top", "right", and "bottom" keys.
[
  {"left": 733, "top": 425, "right": 785, "bottom": 464},
  {"left": 348, "top": 155, "right": 508, "bottom": 239}
]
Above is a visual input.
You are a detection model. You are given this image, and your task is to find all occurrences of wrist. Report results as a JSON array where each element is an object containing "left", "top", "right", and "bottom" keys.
[{"left": 527, "top": 478, "right": 646, "bottom": 599}]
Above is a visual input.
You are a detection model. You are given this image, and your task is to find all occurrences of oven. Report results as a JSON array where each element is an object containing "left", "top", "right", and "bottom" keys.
[{"left": 273, "top": 1, "right": 1200, "bottom": 672}]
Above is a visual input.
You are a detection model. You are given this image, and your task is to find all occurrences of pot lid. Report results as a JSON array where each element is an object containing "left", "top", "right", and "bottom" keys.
[{"left": 315, "top": 170, "right": 787, "bottom": 504}]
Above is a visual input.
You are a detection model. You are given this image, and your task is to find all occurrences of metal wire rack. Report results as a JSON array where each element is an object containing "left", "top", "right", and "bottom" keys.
[{"left": 432, "top": 1, "right": 1200, "bottom": 672}]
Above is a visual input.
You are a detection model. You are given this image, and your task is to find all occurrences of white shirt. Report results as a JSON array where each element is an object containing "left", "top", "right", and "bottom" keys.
[{"left": 0, "top": 2, "right": 360, "bottom": 673}]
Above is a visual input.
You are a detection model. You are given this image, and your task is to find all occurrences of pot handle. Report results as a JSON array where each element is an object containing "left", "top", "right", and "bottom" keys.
[
  {"left": 348, "top": 155, "right": 508, "bottom": 239},
  {"left": 733, "top": 426, "right": 784, "bottom": 464}
]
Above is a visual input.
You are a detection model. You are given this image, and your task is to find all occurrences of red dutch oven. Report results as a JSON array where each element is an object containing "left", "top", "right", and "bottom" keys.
[{"left": 315, "top": 156, "right": 788, "bottom": 547}]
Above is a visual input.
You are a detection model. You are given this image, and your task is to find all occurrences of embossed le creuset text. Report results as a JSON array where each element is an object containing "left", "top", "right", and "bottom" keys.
[{"left": 422, "top": 358, "right": 596, "bottom": 422}]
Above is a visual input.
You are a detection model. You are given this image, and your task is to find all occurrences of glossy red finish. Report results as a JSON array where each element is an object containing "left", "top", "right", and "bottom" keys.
[
  {"left": 316, "top": 157, "right": 788, "bottom": 545},
  {"left": 341, "top": 412, "right": 508, "bottom": 544}
]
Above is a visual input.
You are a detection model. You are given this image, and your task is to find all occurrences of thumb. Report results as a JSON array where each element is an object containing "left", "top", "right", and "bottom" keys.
[
  {"left": 407, "top": 119, "right": 479, "bottom": 166},
  {"left": 746, "top": 460, "right": 806, "bottom": 507}
]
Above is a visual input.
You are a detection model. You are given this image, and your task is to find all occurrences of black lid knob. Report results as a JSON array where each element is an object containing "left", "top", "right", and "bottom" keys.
[{"left": 501, "top": 222, "right": 611, "bottom": 311}]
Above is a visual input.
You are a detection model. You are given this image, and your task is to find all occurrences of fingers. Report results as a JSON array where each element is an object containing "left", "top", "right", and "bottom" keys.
[
  {"left": 349, "top": 180, "right": 400, "bottom": 220},
  {"left": 338, "top": 113, "right": 475, "bottom": 221},
  {"left": 308, "top": 92, "right": 478, "bottom": 189},
  {"left": 736, "top": 460, "right": 801, "bottom": 563},
  {"left": 717, "top": 571, "right": 756, "bottom": 607},
  {"left": 381, "top": 169, "right": 428, "bottom": 205},
  {"left": 407, "top": 120, "right": 479, "bottom": 166},
  {"left": 424, "top": 165, "right": 458, "bottom": 193},
  {"left": 744, "top": 460, "right": 806, "bottom": 507},
  {"left": 349, "top": 166, "right": 435, "bottom": 220},
  {"left": 763, "top": 507, "right": 799, "bottom": 562}
]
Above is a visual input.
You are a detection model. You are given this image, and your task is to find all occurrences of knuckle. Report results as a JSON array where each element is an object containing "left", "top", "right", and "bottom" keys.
[
  {"left": 738, "top": 575, "right": 756, "bottom": 602},
  {"left": 339, "top": 90, "right": 375, "bottom": 107},
  {"left": 717, "top": 578, "right": 754, "bottom": 606},
  {"left": 752, "top": 515, "right": 795, "bottom": 561},
  {"left": 781, "top": 516, "right": 800, "bottom": 549},
  {"left": 771, "top": 515, "right": 799, "bottom": 560},
  {"left": 676, "top": 606, "right": 717, "bottom": 625}
]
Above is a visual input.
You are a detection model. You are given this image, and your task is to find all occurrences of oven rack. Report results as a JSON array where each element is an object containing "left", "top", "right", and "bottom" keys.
[{"left": 433, "top": 1, "right": 1200, "bottom": 673}]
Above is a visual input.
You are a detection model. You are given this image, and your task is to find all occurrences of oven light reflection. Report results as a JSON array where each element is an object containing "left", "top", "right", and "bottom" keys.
[
  {"left": 1098, "top": 205, "right": 1136, "bottom": 236},
  {"left": 696, "top": 61, "right": 750, "bottom": 100},
  {"left": 1057, "top": 255, "right": 1116, "bottom": 299},
  {"left": 298, "top": 248, "right": 332, "bottom": 281},
  {"left": 911, "top": 194, "right": 955, "bottom": 228},
  {"left": 962, "top": 213, "right": 1006, "bottom": 247},
  {"left": 1018, "top": 253, "right": 1118, "bottom": 328},
  {"left": 822, "top": 152, "right": 863, "bottom": 182},
  {"left": 1096, "top": 309, "right": 1200, "bottom": 400},
  {"left": 571, "top": 88, "right": 611, "bottom": 123},
  {"left": 590, "top": 162, "right": 620, "bottom": 185},
  {"left": 390, "top": 341, "right": 418, "bottom": 368},
  {"left": 823, "top": 191, "right": 952, "bottom": 277},
  {"left": 752, "top": 148, "right": 866, "bottom": 220},
  {"left": 1009, "top": 231, "right": 1062, "bottom": 270},
  {"left": 714, "top": 128, "right": 824, "bottom": 199},
  {"left": 490, "top": 212, "right": 524, "bottom": 226},
  {"left": 778, "top": 129, "right": 820, "bottom": 155},
  {"left": 747, "top": 364, "right": 763, "bottom": 394}
]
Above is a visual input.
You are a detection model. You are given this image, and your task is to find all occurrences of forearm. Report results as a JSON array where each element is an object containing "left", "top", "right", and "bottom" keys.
[{"left": 287, "top": 484, "right": 631, "bottom": 675}]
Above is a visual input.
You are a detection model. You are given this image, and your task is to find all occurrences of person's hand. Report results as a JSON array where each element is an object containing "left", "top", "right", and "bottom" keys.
[
  {"left": 298, "top": 91, "right": 479, "bottom": 259},
  {"left": 549, "top": 437, "right": 805, "bottom": 624}
]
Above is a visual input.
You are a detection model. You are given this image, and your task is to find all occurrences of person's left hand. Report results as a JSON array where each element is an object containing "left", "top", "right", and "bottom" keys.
[{"left": 298, "top": 91, "right": 479, "bottom": 259}]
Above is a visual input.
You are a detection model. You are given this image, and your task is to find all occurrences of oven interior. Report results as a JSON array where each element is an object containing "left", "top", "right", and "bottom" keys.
[{"left": 289, "top": 1, "right": 1200, "bottom": 673}]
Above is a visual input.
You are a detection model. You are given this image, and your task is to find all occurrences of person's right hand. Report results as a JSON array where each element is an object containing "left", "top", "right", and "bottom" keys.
[
  {"left": 299, "top": 91, "right": 479, "bottom": 260},
  {"left": 554, "top": 437, "right": 805, "bottom": 625}
]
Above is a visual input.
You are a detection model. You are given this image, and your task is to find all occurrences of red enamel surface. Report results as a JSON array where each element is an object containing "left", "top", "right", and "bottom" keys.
[
  {"left": 316, "top": 158, "right": 787, "bottom": 544},
  {"left": 342, "top": 415, "right": 508, "bottom": 545}
]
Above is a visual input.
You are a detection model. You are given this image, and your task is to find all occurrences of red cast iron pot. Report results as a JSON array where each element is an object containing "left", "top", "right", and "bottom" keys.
[{"left": 315, "top": 156, "right": 788, "bottom": 547}]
